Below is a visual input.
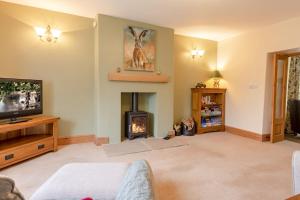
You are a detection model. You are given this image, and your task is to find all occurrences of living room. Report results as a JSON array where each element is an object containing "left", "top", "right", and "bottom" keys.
[{"left": 1, "top": 0, "right": 300, "bottom": 199}]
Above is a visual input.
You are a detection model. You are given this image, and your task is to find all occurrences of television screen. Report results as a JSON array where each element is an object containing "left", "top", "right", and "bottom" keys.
[{"left": 0, "top": 78, "right": 42, "bottom": 120}]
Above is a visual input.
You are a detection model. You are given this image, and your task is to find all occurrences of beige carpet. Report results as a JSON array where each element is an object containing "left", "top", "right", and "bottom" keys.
[
  {"left": 1, "top": 132, "right": 300, "bottom": 200},
  {"left": 142, "top": 138, "right": 188, "bottom": 150},
  {"left": 103, "top": 138, "right": 188, "bottom": 156},
  {"left": 103, "top": 140, "right": 151, "bottom": 157}
]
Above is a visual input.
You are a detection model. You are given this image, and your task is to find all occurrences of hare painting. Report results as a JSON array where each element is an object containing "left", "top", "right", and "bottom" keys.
[{"left": 124, "top": 26, "right": 155, "bottom": 71}]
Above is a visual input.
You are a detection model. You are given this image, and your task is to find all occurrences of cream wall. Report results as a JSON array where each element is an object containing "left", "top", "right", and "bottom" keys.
[
  {"left": 0, "top": 2, "right": 95, "bottom": 136},
  {"left": 218, "top": 17, "right": 300, "bottom": 134},
  {"left": 174, "top": 35, "right": 217, "bottom": 122},
  {"left": 95, "top": 14, "right": 174, "bottom": 143}
]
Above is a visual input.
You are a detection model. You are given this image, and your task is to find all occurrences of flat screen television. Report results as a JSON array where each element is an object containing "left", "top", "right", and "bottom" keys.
[{"left": 0, "top": 78, "right": 43, "bottom": 122}]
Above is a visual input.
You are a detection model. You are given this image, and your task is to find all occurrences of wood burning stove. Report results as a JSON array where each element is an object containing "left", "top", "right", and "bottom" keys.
[{"left": 125, "top": 93, "right": 149, "bottom": 140}]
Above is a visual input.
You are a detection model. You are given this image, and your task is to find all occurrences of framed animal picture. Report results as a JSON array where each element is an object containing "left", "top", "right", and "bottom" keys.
[{"left": 124, "top": 26, "right": 155, "bottom": 71}]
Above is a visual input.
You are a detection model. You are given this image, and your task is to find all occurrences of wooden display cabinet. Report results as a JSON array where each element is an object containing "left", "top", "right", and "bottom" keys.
[
  {"left": 192, "top": 88, "right": 226, "bottom": 134},
  {"left": 0, "top": 116, "right": 59, "bottom": 169}
]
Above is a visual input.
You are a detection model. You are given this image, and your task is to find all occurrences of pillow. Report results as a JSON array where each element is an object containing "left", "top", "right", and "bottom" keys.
[
  {"left": 116, "top": 160, "right": 155, "bottom": 200},
  {"left": 30, "top": 163, "right": 130, "bottom": 200},
  {"left": 0, "top": 175, "right": 25, "bottom": 200}
]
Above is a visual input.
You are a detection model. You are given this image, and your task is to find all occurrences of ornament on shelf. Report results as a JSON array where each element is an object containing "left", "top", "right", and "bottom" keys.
[{"left": 195, "top": 82, "right": 206, "bottom": 88}]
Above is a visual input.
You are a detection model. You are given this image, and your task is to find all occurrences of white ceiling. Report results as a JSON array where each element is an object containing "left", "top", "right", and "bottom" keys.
[{"left": 3, "top": 0, "right": 300, "bottom": 41}]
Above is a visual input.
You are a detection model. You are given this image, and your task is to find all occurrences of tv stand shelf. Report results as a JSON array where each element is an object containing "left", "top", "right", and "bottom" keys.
[
  {"left": 0, "top": 135, "right": 52, "bottom": 151},
  {"left": 0, "top": 116, "right": 59, "bottom": 169}
]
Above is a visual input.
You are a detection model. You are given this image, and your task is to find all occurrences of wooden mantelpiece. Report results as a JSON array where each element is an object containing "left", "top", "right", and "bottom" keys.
[
  {"left": 108, "top": 72, "right": 169, "bottom": 83},
  {"left": 0, "top": 116, "right": 59, "bottom": 169}
]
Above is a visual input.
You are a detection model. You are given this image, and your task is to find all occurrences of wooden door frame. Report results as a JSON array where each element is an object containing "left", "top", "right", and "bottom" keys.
[{"left": 271, "top": 51, "right": 300, "bottom": 142}]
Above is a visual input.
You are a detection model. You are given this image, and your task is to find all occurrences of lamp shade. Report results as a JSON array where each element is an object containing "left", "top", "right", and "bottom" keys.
[
  {"left": 35, "top": 27, "right": 46, "bottom": 37},
  {"left": 211, "top": 70, "right": 223, "bottom": 79}
]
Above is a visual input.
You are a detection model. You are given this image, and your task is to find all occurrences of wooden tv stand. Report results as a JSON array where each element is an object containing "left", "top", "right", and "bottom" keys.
[{"left": 0, "top": 116, "right": 59, "bottom": 169}]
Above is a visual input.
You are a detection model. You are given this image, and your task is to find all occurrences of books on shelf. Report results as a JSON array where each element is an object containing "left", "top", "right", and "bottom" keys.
[
  {"left": 201, "top": 106, "right": 222, "bottom": 116},
  {"left": 201, "top": 105, "right": 222, "bottom": 127},
  {"left": 201, "top": 117, "right": 222, "bottom": 128},
  {"left": 202, "top": 96, "right": 212, "bottom": 105},
  {"left": 201, "top": 95, "right": 218, "bottom": 105},
  {"left": 201, "top": 110, "right": 222, "bottom": 117}
]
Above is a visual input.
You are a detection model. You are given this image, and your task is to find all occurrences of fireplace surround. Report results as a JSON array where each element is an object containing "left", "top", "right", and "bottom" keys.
[
  {"left": 125, "top": 93, "right": 149, "bottom": 139},
  {"left": 94, "top": 14, "right": 173, "bottom": 143}
]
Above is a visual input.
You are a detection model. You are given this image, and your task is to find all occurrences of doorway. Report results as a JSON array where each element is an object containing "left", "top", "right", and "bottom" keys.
[
  {"left": 271, "top": 51, "right": 300, "bottom": 143},
  {"left": 285, "top": 55, "right": 300, "bottom": 143}
]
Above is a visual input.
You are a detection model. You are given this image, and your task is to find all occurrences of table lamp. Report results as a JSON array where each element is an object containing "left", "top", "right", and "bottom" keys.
[{"left": 211, "top": 70, "right": 223, "bottom": 88}]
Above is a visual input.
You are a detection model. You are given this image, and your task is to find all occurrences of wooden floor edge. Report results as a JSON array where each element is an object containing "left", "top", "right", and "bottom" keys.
[
  {"left": 58, "top": 135, "right": 109, "bottom": 146},
  {"left": 225, "top": 126, "right": 270, "bottom": 142}
]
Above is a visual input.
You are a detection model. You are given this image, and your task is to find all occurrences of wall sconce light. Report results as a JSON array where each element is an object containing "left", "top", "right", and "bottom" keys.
[
  {"left": 191, "top": 49, "right": 205, "bottom": 59},
  {"left": 34, "top": 25, "right": 61, "bottom": 42}
]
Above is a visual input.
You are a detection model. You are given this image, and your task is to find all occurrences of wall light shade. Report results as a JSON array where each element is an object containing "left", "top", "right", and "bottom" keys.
[
  {"left": 191, "top": 49, "right": 198, "bottom": 57},
  {"left": 34, "top": 27, "right": 46, "bottom": 37},
  {"left": 35, "top": 25, "right": 61, "bottom": 42},
  {"left": 51, "top": 29, "right": 62, "bottom": 39},
  {"left": 191, "top": 49, "right": 205, "bottom": 59},
  {"left": 197, "top": 49, "right": 205, "bottom": 57}
]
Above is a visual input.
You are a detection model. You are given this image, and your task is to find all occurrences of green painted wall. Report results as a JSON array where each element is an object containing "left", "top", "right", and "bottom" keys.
[
  {"left": 0, "top": 2, "right": 95, "bottom": 136},
  {"left": 0, "top": 2, "right": 217, "bottom": 142},
  {"left": 95, "top": 14, "right": 174, "bottom": 143},
  {"left": 174, "top": 35, "right": 218, "bottom": 122}
]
